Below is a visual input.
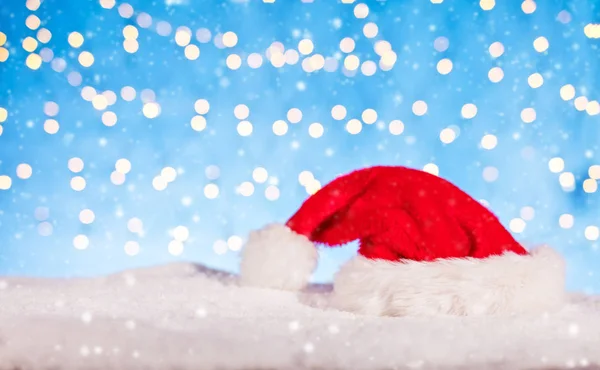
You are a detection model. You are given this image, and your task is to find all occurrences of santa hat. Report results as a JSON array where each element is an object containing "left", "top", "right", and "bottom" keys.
[{"left": 239, "top": 166, "right": 566, "bottom": 316}]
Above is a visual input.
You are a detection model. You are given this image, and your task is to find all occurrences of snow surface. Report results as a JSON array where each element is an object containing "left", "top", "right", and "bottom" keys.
[{"left": 1, "top": 262, "right": 600, "bottom": 370}]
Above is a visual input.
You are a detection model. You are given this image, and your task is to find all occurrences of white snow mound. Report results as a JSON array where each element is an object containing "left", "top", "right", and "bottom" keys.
[{"left": 0, "top": 262, "right": 599, "bottom": 370}]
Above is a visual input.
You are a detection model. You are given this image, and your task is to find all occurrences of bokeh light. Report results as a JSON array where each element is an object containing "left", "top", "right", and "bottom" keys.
[
  {"left": 388, "top": 120, "right": 405, "bottom": 135},
  {"left": 79, "top": 209, "right": 95, "bottom": 225},
  {"left": 331, "top": 105, "right": 347, "bottom": 120},
  {"left": 78, "top": 51, "right": 95, "bottom": 67},
  {"left": 25, "top": 54, "right": 42, "bottom": 70},
  {"left": 73, "top": 235, "right": 90, "bottom": 250},
  {"left": 252, "top": 168, "right": 268, "bottom": 183},
  {"left": 346, "top": 119, "right": 362, "bottom": 134},
  {"left": 436, "top": 58, "right": 453, "bottom": 75},
  {"left": 423, "top": 163, "right": 439, "bottom": 176},
  {"left": 533, "top": 36, "right": 549, "bottom": 52},
  {"left": 25, "top": 15, "right": 41, "bottom": 30},
  {"left": 238, "top": 121, "right": 253, "bottom": 136},
  {"left": 481, "top": 134, "right": 498, "bottom": 150},
  {"left": 489, "top": 42, "right": 504, "bottom": 57},
  {"left": 353, "top": 3, "right": 369, "bottom": 18},
  {"left": 191, "top": 116, "right": 207, "bottom": 132},
  {"left": 412, "top": 100, "right": 428, "bottom": 116},
  {"left": 124, "top": 241, "right": 140, "bottom": 256},
  {"left": 234, "top": 104, "right": 250, "bottom": 120},
  {"left": 287, "top": 108, "right": 303, "bottom": 123},
  {"left": 560, "top": 84, "right": 575, "bottom": 100},
  {"left": 0, "top": 175, "right": 12, "bottom": 190},
  {"left": 68, "top": 32, "right": 84, "bottom": 48},
  {"left": 308, "top": 123, "right": 324, "bottom": 138},
  {"left": 461, "top": 103, "right": 478, "bottom": 119},
  {"left": 127, "top": 218, "right": 143, "bottom": 235},
  {"left": 548, "top": 157, "right": 565, "bottom": 173},
  {"left": 340, "top": 37, "right": 355, "bottom": 53},
  {"left": 16, "top": 164, "right": 33, "bottom": 179}
]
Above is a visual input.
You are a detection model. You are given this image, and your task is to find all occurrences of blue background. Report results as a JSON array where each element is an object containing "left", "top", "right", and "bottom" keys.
[{"left": 0, "top": 0, "right": 598, "bottom": 293}]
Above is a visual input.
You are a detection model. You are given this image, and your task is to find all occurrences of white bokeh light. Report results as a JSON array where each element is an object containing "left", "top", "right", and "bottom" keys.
[
  {"left": 237, "top": 121, "right": 253, "bottom": 136},
  {"left": 68, "top": 157, "right": 84, "bottom": 173},
  {"left": 161, "top": 167, "right": 177, "bottom": 183},
  {"left": 298, "top": 171, "right": 314, "bottom": 186},
  {"left": 16, "top": 164, "right": 33, "bottom": 179},
  {"left": 73, "top": 235, "right": 89, "bottom": 250},
  {"left": 204, "top": 184, "right": 219, "bottom": 199},
  {"left": 509, "top": 218, "right": 526, "bottom": 233},
  {"left": 127, "top": 217, "right": 144, "bottom": 234},
  {"left": 252, "top": 167, "right": 268, "bottom": 183},
  {"left": 559, "top": 214, "right": 574, "bottom": 229},
  {"left": 481, "top": 134, "right": 498, "bottom": 150},
  {"left": 237, "top": 181, "right": 255, "bottom": 196},
  {"left": 152, "top": 176, "right": 168, "bottom": 191},
  {"left": 412, "top": 100, "right": 428, "bottom": 116},
  {"left": 559, "top": 172, "right": 575, "bottom": 191},
  {"left": 227, "top": 236, "right": 243, "bottom": 251},
  {"left": 172, "top": 226, "right": 190, "bottom": 242},
  {"left": 287, "top": 108, "right": 303, "bottom": 123},
  {"left": 331, "top": 105, "right": 347, "bottom": 120},
  {"left": 234, "top": 104, "right": 250, "bottom": 120},
  {"left": 272, "top": 120, "right": 288, "bottom": 136},
  {"left": 79, "top": 209, "right": 95, "bottom": 224},
  {"left": 265, "top": 185, "right": 280, "bottom": 201},
  {"left": 213, "top": 240, "right": 228, "bottom": 255},
  {"left": 482, "top": 166, "right": 499, "bottom": 182},
  {"left": 389, "top": 120, "right": 405, "bottom": 135},
  {"left": 308, "top": 122, "right": 324, "bottom": 138},
  {"left": 124, "top": 241, "right": 140, "bottom": 256},
  {"left": 70, "top": 176, "right": 86, "bottom": 191},
  {"left": 423, "top": 163, "right": 439, "bottom": 176},
  {"left": 110, "top": 171, "right": 126, "bottom": 186},
  {"left": 115, "top": 159, "right": 132, "bottom": 174},
  {"left": 461, "top": 104, "right": 478, "bottom": 119},
  {"left": 168, "top": 240, "right": 184, "bottom": 256},
  {"left": 584, "top": 226, "right": 599, "bottom": 241},
  {"left": 520, "top": 206, "right": 535, "bottom": 221},
  {"left": 548, "top": 157, "right": 565, "bottom": 173}
]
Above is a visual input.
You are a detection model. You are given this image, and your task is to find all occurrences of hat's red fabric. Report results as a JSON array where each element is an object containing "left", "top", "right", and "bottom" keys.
[{"left": 286, "top": 165, "right": 528, "bottom": 262}]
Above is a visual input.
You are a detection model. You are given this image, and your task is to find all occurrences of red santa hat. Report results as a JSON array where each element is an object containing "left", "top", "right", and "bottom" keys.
[{"left": 239, "top": 166, "right": 566, "bottom": 316}]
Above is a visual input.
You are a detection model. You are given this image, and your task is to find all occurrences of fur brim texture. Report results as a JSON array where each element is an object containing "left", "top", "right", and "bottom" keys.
[
  {"left": 239, "top": 223, "right": 318, "bottom": 291},
  {"left": 329, "top": 246, "right": 566, "bottom": 316}
]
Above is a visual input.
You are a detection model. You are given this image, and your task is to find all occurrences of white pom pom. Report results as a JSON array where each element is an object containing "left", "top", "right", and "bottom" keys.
[{"left": 239, "top": 223, "right": 318, "bottom": 291}]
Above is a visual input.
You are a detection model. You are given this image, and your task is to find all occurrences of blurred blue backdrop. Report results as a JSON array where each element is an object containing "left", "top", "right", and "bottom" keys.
[{"left": 0, "top": 0, "right": 598, "bottom": 293}]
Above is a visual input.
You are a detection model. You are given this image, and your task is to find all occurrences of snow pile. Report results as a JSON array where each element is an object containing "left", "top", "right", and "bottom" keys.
[{"left": 1, "top": 262, "right": 599, "bottom": 370}]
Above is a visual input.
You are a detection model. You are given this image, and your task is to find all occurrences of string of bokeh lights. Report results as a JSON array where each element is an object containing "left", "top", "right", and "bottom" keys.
[{"left": 0, "top": 0, "right": 599, "bottom": 253}]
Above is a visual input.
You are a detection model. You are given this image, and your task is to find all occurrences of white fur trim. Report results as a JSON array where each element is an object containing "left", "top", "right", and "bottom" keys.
[
  {"left": 329, "top": 246, "right": 566, "bottom": 316},
  {"left": 239, "top": 223, "right": 318, "bottom": 291}
]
